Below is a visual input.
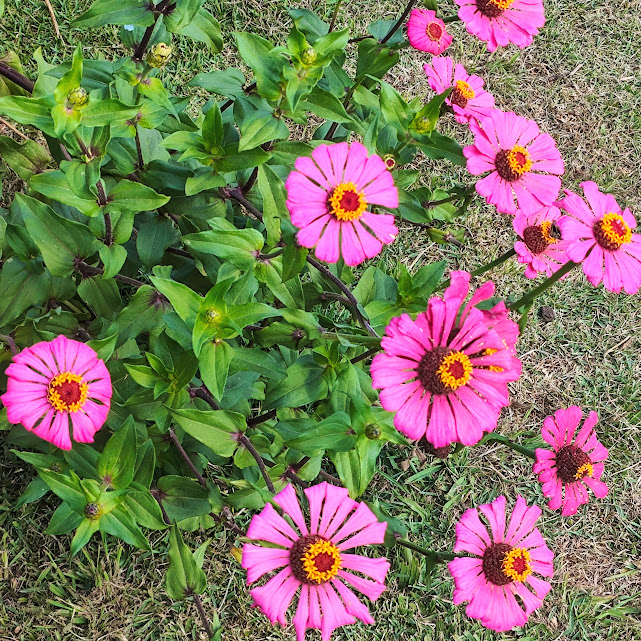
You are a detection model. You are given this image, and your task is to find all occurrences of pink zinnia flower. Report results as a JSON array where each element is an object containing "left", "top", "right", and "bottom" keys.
[
  {"left": 448, "top": 495, "right": 554, "bottom": 632},
  {"left": 533, "top": 406, "right": 608, "bottom": 516},
  {"left": 557, "top": 181, "right": 641, "bottom": 294},
  {"left": 285, "top": 142, "right": 399, "bottom": 267},
  {"left": 0, "top": 335, "right": 111, "bottom": 450},
  {"left": 513, "top": 205, "right": 570, "bottom": 278},
  {"left": 454, "top": 0, "right": 545, "bottom": 52},
  {"left": 242, "top": 482, "right": 389, "bottom": 641},
  {"left": 371, "top": 271, "right": 521, "bottom": 447},
  {"left": 465, "top": 110, "right": 564, "bottom": 215},
  {"left": 424, "top": 56, "right": 495, "bottom": 124},
  {"left": 407, "top": 9, "right": 452, "bottom": 55}
]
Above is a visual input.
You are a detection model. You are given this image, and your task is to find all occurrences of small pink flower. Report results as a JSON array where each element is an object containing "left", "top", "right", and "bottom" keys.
[
  {"left": 1, "top": 335, "right": 112, "bottom": 450},
  {"left": 513, "top": 205, "right": 570, "bottom": 278},
  {"left": 242, "top": 482, "right": 389, "bottom": 641},
  {"left": 424, "top": 56, "right": 495, "bottom": 124},
  {"left": 454, "top": 0, "right": 545, "bottom": 52},
  {"left": 557, "top": 181, "right": 641, "bottom": 294},
  {"left": 285, "top": 142, "right": 399, "bottom": 267},
  {"left": 371, "top": 271, "right": 521, "bottom": 448},
  {"left": 407, "top": 9, "right": 452, "bottom": 55},
  {"left": 533, "top": 406, "right": 608, "bottom": 516},
  {"left": 448, "top": 495, "right": 554, "bottom": 632},
  {"left": 465, "top": 110, "right": 564, "bottom": 215}
]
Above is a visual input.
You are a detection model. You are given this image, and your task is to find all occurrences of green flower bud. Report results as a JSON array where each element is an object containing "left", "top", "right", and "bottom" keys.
[
  {"left": 147, "top": 43, "right": 173, "bottom": 69},
  {"left": 412, "top": 115, "right": 432, "bottom": 134},
  {"left": 365, "top": 424, "right": 381, "bottom": 440},
  {"left": 301, "top": 47, "right": 317, "bottom": 65},
  {"left": 50, "top": 463, "right": 63, "bottom": 473},
  {"left": 205, "top": 308, "right": 221, "bottom": 323},
  {"left": 67, "top": 87, "right": 89, "bottom": 109},
  {"left": 84, "top": 502, "right": 103, "bottom": 520}
]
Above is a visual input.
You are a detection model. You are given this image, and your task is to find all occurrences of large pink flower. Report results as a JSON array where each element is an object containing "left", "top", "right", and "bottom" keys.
[
  {"left": 556, "top": 181, "right": 641, "bottom": 294},
  {"left": 424, "top": 56, "right": 495, "bottom": 124},
  {"left": 533, "top": 406, "right": 608, "bottom": 516},
  {"left": 448, "top": 495, "right": 554, "bottom": 632},
  {"left": 1, "top": 335, "right": 111, "bottom": 450},
  {"left": 242, "top": 482, "right": 389, "bottom": 641},
  {"left": 285, "top": 142, "right": 398, "bottom": 267},
  {"left": 407, "top": 9, "right": 452, "bottom": 55},
  {"left": 465, "top": 110, "right": 564, "bottom": 215},
  {"left": 513, "top": 205, "right": 570, "bottom": 278},
  {"left": 371, "top": 271, "right": 521, "bottom": 448},
  {"left": 454, "top": 0, "right": 545, "bottom": 52}
]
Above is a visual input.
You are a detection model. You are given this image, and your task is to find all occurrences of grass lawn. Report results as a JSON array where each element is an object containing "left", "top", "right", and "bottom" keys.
[{"left": 1, "top": 0, "right": 640, "bottom": 639}]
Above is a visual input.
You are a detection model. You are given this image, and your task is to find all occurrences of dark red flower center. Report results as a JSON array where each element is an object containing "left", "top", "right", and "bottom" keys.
[
  {"left": 592, "top": 213, "right": 631, "bottom": 251},
  {"left": 450, "top": 80, "right": 475, "bottom": 109},
  {"left": 482, "top": 543, "right": 514, "bottom": 585},
  {"left": 289, "top": 534, "right": 342, "bottom": 584},
  {"left": 523, "top": 221, "right": 559, "bottom": 254},
  {"left": 340, "top": 190, "right": 361, "bottom": 211},
  {"left": 475, "top": 0, "right": 514, "bottom": 18},
  {"left": 328, "top": 182, "right": 366, "bottom": 222},
  {"left": 47, "top": 372, "right": 88, "bottom": 412},
  {"left": 426, "top": 21, "right": 443, "bottom": 41},
  {"left": 555, "top": 445, "right": 593, "bottom": 483},
  {"left": 416, "top": 346, "right": 472, "bottom": 395},
  {"left": 495, "top": 146, "right": 532, "bottom": 182}
]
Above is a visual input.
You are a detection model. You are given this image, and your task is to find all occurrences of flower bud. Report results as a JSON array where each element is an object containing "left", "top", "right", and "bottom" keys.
[
  {"left": 147, "top": 43, "right": 173, "bottom": 69},
  {"left": 206, "top": 308, "right": 221, "bottom": 323},
  {"left": 301, "top": 47, "right": 317, "bottom": 65},
  {"left": 412, "top": 115, "right": 432, "bottom": 134},
  {"left": 382, "top": 154, "right": 396, "bottom": 170},
  {"left": 67, "top": 87, "right": 89, "bottom": 109},
  {"left": 84, "top": 502, "right": 103, "bottom": 520},
  {"left": 365, "top": 424, "right": 381, "bottom": 440}
]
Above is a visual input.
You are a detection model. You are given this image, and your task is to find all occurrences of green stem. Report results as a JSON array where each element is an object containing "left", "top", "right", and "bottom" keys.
[
  {"left": 443, "top": 14, "right": 461, "bottom": 23},
  {"left": 397, "top": 538, "right": 459, "bottom": 561},
  {"left": 508, "top": 261, "right": 578, "bottom": 311},
  {"left": 437, "top": 248, "right": 516, "bottom": 292},
  {"left": 328, "top": 0, "right": 343, "bottom": 32},
  {"left": 484, "top": 434, "right": 536, "bottom": 460}
]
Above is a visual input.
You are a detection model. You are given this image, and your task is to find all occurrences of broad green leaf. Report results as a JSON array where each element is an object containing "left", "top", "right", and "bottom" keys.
[
  {"left": 257, "top": 165, "right": 285, "bottom": 248},
  {"left": 100, "top": 505, "right": 150, "bottom": 550},
  {"left": 97, "top": 416, "right": 137, "bottom": 489},
  {"left": 136, "top": 218, "right": 177, "bottom": 267},
  {"left": 198, "top": 340, "right": 233, "bottom": 399},
  {"left": 0, "top": 259, "right": 49, "bottom": 328},
  {"left": 410, "top": 88, "right": 452, "bottom": 136},
  {"left": 98, "top": 243, "right": 127, "bottom": 279},
  {"left": 164, "top": 0, "right": 205, "bottom": 32},
  {"left": 365, "top": 500, "right": 406, "bottom": 547},
  {"left": 77, "top": 276, "right": 121, "bottom": 319},
  {"left": 230, "top": 347, "right": 286, "bottom": 380},
  {"left": 238, "top": 110, "right": 289, "bottom": 152},
  {"left": 413, "top": 131, "right": 465, "bottom": 165},
  {"left": 82, "top": 99, "right": 139, "bottom": 128},
  {"left": 54, "top": 45, "right": 83, "bottom": 104},
  {"left": 300, "top": 88, "right": 352, "bottom": 123},
  {"left": 46, "top": 502, "right": 84, "bottom": 535},
  {"left": 0, "top": 96, "right": 54, "bottom": 136},
  {"left": 169, "top": 408, "right": 243, "bottom": 458},
  {"left": 136, "top": 77, "right": 174, "bottom": 113},
  {"left": 15, "top": 194, "right": 98, "bottom": 277},
  {"left": 331, "top": 436, "right": 383, "bottom": 498},
  {"left": 0, "top": 136, "right": 50, "bottom": 181},
  {"left": 108, "top": 179, "right": 170, "bottom": 213},
  {"left": 133, "top": 439, "right": 156, "bottom": 488},
  {"left": 201, "top": 101, "right": 223, "bottom": 151},
  {"left": 30, "top": 170, "right": 101, "bottom": 217},
  {"left": 173, "top": 8, "right": 223, "bottom": 52},
  {"left": 234, "top": 32, "right": 283, "bottom": 101},
  {"left": 283, "top": 412, "right": 356, "bottom": 453},
  {"left": 70, "top": 518, "right": 100, "bottom": 557},
  {"left": 37, "top": 470, "right": 86, "bottom": 512},
  {"left": 157, "top": 476, "right": 211, "bottom": 522},
  {"left": 188, "top": 69, "right": 245, "bottom": 98},
  {"left": 73, "top": 0, "right": 154, "bottom": 28},
  {"left": 380, "top": 81, "right": 412, "bottom": 133},
  {"left": 149, "top": 276, "right": 202, "bottom": 329},
  {"left": 165, "top": 522, "right": 207, "bottom": 600},
  {"left": 264, "top": 355, "right": 328, "bottom": 409},
  {"left": 16, "top": 476, "right": 51, "bottom": 508},
  {"left": 125, "top": 490, "right": 168, "bottom": 530},
  {"left": 184, "top": 169, "right": 226, "bottom": 197}
]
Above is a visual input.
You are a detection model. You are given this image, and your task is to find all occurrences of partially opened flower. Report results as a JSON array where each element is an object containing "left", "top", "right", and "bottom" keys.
[
  {"left": 242, "top": 483, "right": 389, "bottom": 641},
  {"left": 448, "top": 495, "right": 554, "bottom": 632},
  {"left": 424, "top": 56, "right": 495, "bottom": 124},
  {"left": 557, "top": 181, "right": 641, "bottom": 294},
  {"left": 533, "top": 406, "right": 608, "bottom": 516},
  {"left": 513, "top": 205, "right": 570, "bottom": 278},
  {"left": 1, "top": 335, "right": 112, "bottom": 450},
  {"left": 285, "top": 142, "right": 399, "bottom": 267},
  {"left": 454, "top": 0, "right": 545, "bottom": 52},
  {"left": 371, "top": 271, "right": 521, "bottom": 447},
  {"left": 465, "top": 110, "right": 564, "bottom": 215},
  {"left": 407, "top": 9, "right": 452, "bottom": 55}
]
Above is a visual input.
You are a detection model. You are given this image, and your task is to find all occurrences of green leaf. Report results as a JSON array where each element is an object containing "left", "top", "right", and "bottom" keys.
[
  {"left": 16, "top": 476, "right": 51, "bottom": 508},
  {"left": 201, "top": 101, "right": 223, "bottom": 151},
  {"left": 70, "top": 518, "right": 100, "bottom": 557},
  {"left": 37, "top": 470, "right": 86, "bottom": 512},
  {"left": 173, "top": 8, "right": 223, "bottom": 52},
  {"left": 157, "top": 476, "right": 211, "bottom": 522},
  {"left": 410, "top": 88, "right": 451, "bottom": 136},
  {"left": 46, "top": 502, "right": 84, "bottom": 535},
  {"left": 98, "top": 243, "right": 127, "bottom": 279},
  {"left": 97, "top": 416, "right": 137, "bottom": 490},
  {"left": 169, "top": 408, "right": 243, "bottom": 458},
  {"left": 365, "top": 499, "right": 406, "bottom": 547},
  {"left": 0, "top": 259, "right": 50, "bottom": 328},
  {"left": 164, "top": 0, "right": 205, "bottom": 32},
  {"left": 136, "top": 77, "right": 174, "bottom": 113},
  {"left": 234, "top": 32, "right": 283, "bottom": 101},
  {"left": 73, "top": 0, "right": 154, "bottom": 28},
  {"left": 284, "top": 412, "right": 356, "bottom": 454},
  {"left": 0, "top": 96, "right": 54, "bottom": 137},
  {"left": 108, "top": 179, "right": 170, "bottom": 213},
  {"left": 54, "top": 45, "right": 83, "bottom": 104},
  {"left": 184, "top": 168, "right": 226, "bottom": 197},
  {"left": 82, "top": 99, "right": 139, "bottom": 128},
  {"left": 15, "top": 194, "right": 98, "bottom": 277},
  {"left": 0, "top": 136, "right": 50, "bottom": 181},
  {"left": 125, "top": 490, "right": 168, "bottom": 530},
  {"left": 238, "top": 110, "right": 289, "bottom": 152},
  {"left": 165, "top": 522, "right": 207, "bottom": 600},
  {"left": 133, "top": 439, "right": 156, "bottom": 488},
  {"left": 331, "top": 437, "right": 383, "bottom": 498},
  {"left": 136, "top": 218, "right": 177, "bottom": 267},
  {"left": 100, "top": 505, "right": 150, "bottom": 550},
  {"left": 300, "top": 88, "right": 353, "bottom": 123},
  {"left": 230, "top": 347, "right": 286, "bottom": 380},
  {"left": 188, "top": 69, "right": 245, "bottom": 98},
  {"left": 380, "top": 81, "right": 412, "bottom": 133},
  {"left": 149, "top": 275, "right": 202, "bottom": 329},
  {"left": 30, "top": 170, "right": 102, "bottom": 217},
  {"left": 77, "top": 276, "right": 121, "bottom": 319},
  {"left": 413, "top": 131, "right": 465, "bottom": 165},
  {"left": 264, "top": 355, "right": 328, "bottom": 409},
  {"left": 198, "top": 340, "right": 233, "bottom": 400},
  {"left": 257, "top": 165, "right": 285, "bottom": 248}
]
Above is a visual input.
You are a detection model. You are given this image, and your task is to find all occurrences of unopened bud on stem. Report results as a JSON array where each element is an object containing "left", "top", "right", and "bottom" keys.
[
  {"left": 67, "top": 87, "right": 89, "bottom": 109},
  {"left": 147, "top": 43, "right": 173, "bottom": 68}
]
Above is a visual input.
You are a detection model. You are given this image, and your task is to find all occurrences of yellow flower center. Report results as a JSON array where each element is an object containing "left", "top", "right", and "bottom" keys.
[
  {"left": 455, "top": 80, "right": 475, "bottom": 101},
  {"left": 502, "top": 547, "right": 532, "bottom": 582},
  {"left": 436, "top": 351, "right": 472, "bottom": 390},
  {"left": 301, "top": 539, "right": 342, "bottom": 584},
  {"left": 540, "top": 221, "right": 559, "bottom": 245},
  {"left": 490, "top": 0, "right": 515, "bottom": 9},
  {"left": 507, "top": 146, "right": 532, "bottom": 177},
  {"left": 47, "top": 372, "right": 89, "bottom": 413},
  {"left": 593, "top": 212, "right": 632, "bottom": 250},
  {"left": 575, "top": 462, "right": 594, "bottom": 480},
  {"left": 328, "top": 182, "right": 367, "bottom": 222}
]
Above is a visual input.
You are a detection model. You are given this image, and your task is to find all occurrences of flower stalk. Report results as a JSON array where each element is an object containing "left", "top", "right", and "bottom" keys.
[
  {"left": 483, "top": 433, "right": 536, "bottom": 460},
  {"left": 397, "top": 538, "right": 459, "bottom": 562},
  {"left": 508, "top": 260, "right": 578, "bottom": 311}
]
